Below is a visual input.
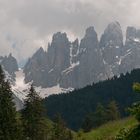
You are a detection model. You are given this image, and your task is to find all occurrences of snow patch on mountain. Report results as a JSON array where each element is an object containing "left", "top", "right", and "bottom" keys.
[
  {"left": 14, "top": 70, "right": 29, "bottom": 90},
  {"left": 12, "top": 69, "right": 74, "bottom": 101},
  {"left": 12, "top": 69, "right": 29, "bottom": 101},
  {"left": 62, "top": 61, "right": 80, "bottom": 74},
  {"left": 133, "top": 38, "right": 140, "bottom": 42},
  {"left": 48, "top": 69, "right": 54, "bottom": 73},
  {"left": 117, "top": 51, "right": 132, "bottom": 65},
  {"left": 36, "top": 84, "right": 74, "bottom": 98}
]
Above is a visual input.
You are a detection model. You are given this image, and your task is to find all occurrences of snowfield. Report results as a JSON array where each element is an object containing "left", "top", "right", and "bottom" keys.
[{"left": 12, "top": 69, "right": 74, "bottom": 101}]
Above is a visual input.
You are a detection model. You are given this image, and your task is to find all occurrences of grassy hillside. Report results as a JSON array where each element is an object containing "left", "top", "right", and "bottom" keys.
[{"left": 75, "top": 117, "right": 137, "bottom": 140}]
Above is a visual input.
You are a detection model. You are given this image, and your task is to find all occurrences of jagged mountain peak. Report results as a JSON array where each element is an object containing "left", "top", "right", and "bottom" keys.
[
  {"left": 79, "top": 26, "right": 98, "bottom": 50},
  {"left": 32, "top": 47, "right": 46, "bottom": 58},
  {"left": 2, "top": 53, "right": 18, "bottom": 67},
  {"left": 0, "top": 54, "right": 18, "bottom": 80},
  {"left": 85, "top": 26, "right": 97, "bottom": 39},
  {"left": 85, "top": 26, "right": 95, "bottom": 34},
  {"left": 50, "top": 32, "right": 70, "bottom": 51},
  {"left": 22, "top": 22, "right": 140, "bottom": 91},
  {"left": 8, "top": 53, "right": 12, "bottom": 57},
  {"left": 72, "top": 38, "right": 79, "bottom": 46},
  {"left": 126, "top": 26, "right": 140, "bottom": 40},
  {"left": 100, "top": 21, "right": 123, "bottom": 48},
  {"left": 52, "top": 32, "right": 68, "bottom": 42},
  {"left": 106, "top": 21, "right": 121, "bottom": 30},
  {"left": 104, "top": 21, "right": 123, "bottom": 37},
  {"left": 38, "top": 47, "right": 44, "bottom": 52}
]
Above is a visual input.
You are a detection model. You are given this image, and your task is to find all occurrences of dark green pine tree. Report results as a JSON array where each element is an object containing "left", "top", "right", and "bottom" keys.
[
  {"left": 51, "top": 114, "right": 73, "bottom": 140},
  {"left": 0, "top": 65, "right": 20, "bottom": 140},
  {"left": 82, "top": 114, "right": 93, "bottom": 132},
  {"left": 22, "top": 85, "right": 45, "bottom": 140},
  {"left": 106, "top": 100, "right": 120, "bottom": 121},
  {"left": 92, "top": 103, "right": 107, "bottom": 127}
]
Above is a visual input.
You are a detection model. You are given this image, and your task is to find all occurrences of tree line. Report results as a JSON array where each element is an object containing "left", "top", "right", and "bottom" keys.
[{"left": 44, "top": 69, "right": 140, "bottom": 130}]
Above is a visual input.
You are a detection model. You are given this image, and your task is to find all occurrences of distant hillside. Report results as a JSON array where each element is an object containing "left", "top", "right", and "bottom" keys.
[
  {"left": 44, "top": 69, "right": 140, "bottom": 130},
  {"left": 75, "top": 117, "right": 137, "bottom": 140}
]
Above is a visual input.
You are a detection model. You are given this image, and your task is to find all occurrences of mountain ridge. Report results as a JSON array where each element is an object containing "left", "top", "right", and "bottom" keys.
[
  {"left": 2, "top": 21, "right": 140, "bottom": 101},
  {"left": 23, "top": 21, "right": 140, "bottom": 89}
]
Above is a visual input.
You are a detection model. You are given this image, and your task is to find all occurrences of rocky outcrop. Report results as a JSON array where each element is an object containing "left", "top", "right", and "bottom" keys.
[
  {"left": 100, "top": 22, "right": 124, "bottom": 76},
  {"left": 46, "top": 32, "right": 71, "bottom": 87},
  {"left": 24, "top": 47, "right": 48, "bottom": 87},
  {"left": 68, "top": 26, "right": 105, "bottom": 88},
  {"left": 23, "top": 22, "right": 140, "bottom": 90},
  {"left": 24, "top": 32, "right": 71, "bottom": 88},
  {"left": 0, "top": 54, "right": 18, "bottom": 79},
  {"left": 24, "top": 27, "right": 106, "bottom": 89},
  {"left": 119, "top": 27, "right": 140, "bottom": 73},
  {"left": 61, "top": 27, "right": 105, "bottom": 88}
]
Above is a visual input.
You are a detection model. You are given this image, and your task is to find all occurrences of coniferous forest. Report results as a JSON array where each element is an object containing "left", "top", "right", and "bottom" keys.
[{"left": 44, "top": 69, "right": 140, "bottom": 130}]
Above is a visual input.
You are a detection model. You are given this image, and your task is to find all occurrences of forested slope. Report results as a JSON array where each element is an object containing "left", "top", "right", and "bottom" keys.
[{"left": 44, "top": 69, "right": 140, "bottom": 130}]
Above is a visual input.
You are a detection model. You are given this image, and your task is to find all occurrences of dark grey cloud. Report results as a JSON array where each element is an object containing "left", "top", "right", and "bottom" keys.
[{"left": 0, "top": 0, "right": 140, "bottom": 66}]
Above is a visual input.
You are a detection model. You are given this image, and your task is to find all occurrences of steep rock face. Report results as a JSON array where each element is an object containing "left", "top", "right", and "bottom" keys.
[
  {"left": 24, "top": 32, "right": 71, "bottom": 88},
  {"left": 76, "top": 27, "right": 106, "bottom": 88},
  {"left": 23, "top": 22, "right": 140, "bottom": 90},
  {"left": 59, "top": 27, "right": 106, "bottom": 88},
  {"left": 100, "top": 22, "right": 124, "bottom": 76},
  {"left": 48, "top": 32, "right": 70, "bottom": 70},
  {"left": 24, "top": 47, "right": 48, "bottom": 87},
  {"left": 100, "top": 22, "right": 123, "bottom": 48},
  {"left": 71, "top": 39, "right": 79, "bottom": 64},
  {"left": 1, "top": 54, "right": 18, "bottom": 79},
  {"left": 46, "top": 32, "right": 71, "bottom": 87},
  {"left": 119, "top": 27, "right": 140, "bottom": 73},
  {"left": 24, "top": 28, "right": 106, "bottom": 89},
  {"left": 59, "top": 38, "right": 80, "bottom": 88}
]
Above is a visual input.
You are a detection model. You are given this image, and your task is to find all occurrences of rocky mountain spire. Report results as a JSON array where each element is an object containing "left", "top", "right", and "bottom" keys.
[
  {"left": 119, "top": 26, "right": 140, "bottom": 74},
  {"left": 100, "top": 21, "right": 123, "bottom": 48},
  {"left": 99, "top": 22, "right": 124, "bottom": 76},
  {"left": 60, "top": 26, "right": 106, "bottom": 88},
  {"left": 23, "top": 22, "right": 140, "bottom": 90}
]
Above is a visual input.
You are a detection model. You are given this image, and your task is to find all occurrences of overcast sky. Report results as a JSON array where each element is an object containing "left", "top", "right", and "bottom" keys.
[{"left": 0, "top": 0, "right": 140, "bottom": 66}]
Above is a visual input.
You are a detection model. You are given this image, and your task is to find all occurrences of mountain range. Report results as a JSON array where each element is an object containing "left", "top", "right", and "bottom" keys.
[
  {"left": 23, "top": 21, "right": 140, "bottom": 89},
  {"left": 1, "top": 21, "right": 140, "bottom": 103}
]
